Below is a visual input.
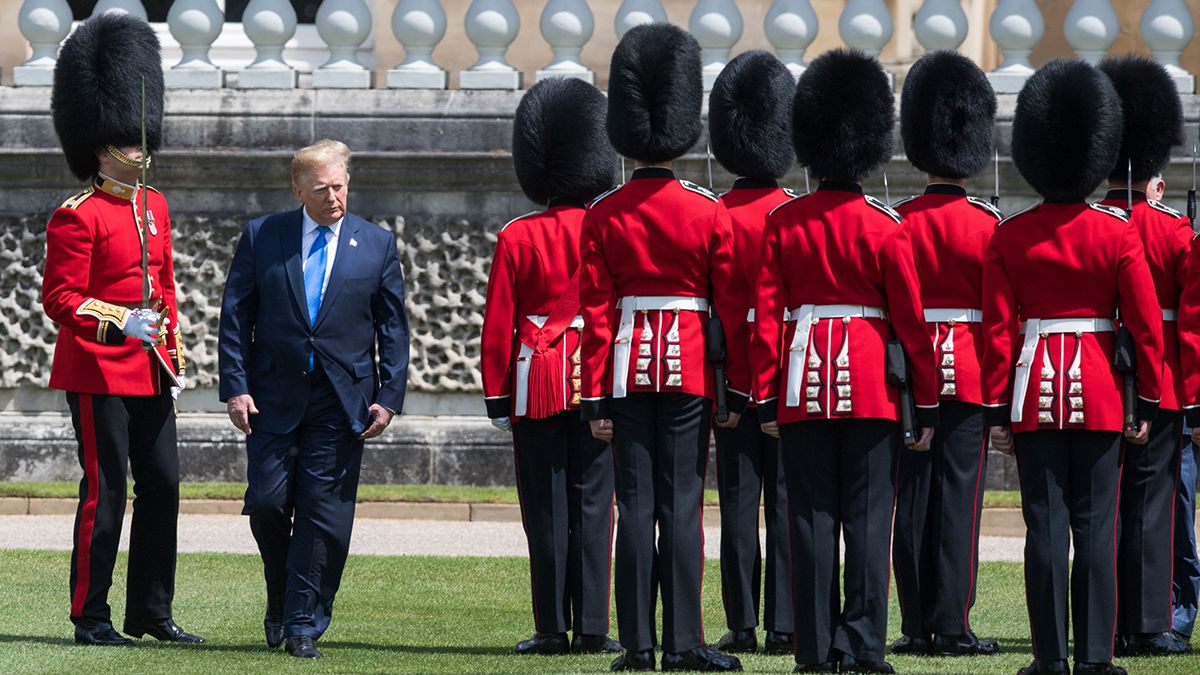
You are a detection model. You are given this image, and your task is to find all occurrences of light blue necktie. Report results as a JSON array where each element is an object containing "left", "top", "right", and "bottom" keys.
[{"left": 304, "top": 226, "right": 330, "bottom": 369}]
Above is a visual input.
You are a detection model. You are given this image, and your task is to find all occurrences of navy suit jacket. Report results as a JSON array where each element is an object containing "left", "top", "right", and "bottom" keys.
[{"left": 218, "top": 208, "right": 410, "bottom": 435}]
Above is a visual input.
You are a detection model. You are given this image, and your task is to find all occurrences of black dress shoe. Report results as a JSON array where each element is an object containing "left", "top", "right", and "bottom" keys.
[
  {"left": 573, "top": 633, "right": 623, "bottom": 654},
  {"left": 793, "top": 661, "right": 837, "bottom": 673},
  {"left": 285, "top": 636, "right": 321, "bottom": 659},
  {"left": 1121, "top": 631, "right": 1192, "bottom": 656},
  {"left": 1072, "top": 663, "right": 1126, "bottom": 675},
  {"left": 716, "top": 629, "right": 757, "bottom": 653},
  {"left": 1018, "top": 659, "right": 1070, "bottom": 675},
  {"left": 123, "top": 619, "right": 205, "bottom": 644},
  {"left": 840, "top": 655, "right": 894, "bottom": 674},
  {"left": 661, "top": 645, "right": 743, "bottom": 671},
  {"left": 890, "top": 635, "right": 930, "bottom": 655},
  {"left": 74, "top": 622, "right": 134, "bottom": 646},
  {"left": 932, "top": 631, "right": 1000, "bottom": 656},
  {"left": 264, "top": 619, "right": 284, "bottom": 650},
  {"left": 765, "top": 631, "right": 793, "bottom": 655},
  {"left": 611, "top": 649, "right": 656, "bottom": 671},
  {"left": 514, "top": 632, "right": 569, "bottom": 655}
]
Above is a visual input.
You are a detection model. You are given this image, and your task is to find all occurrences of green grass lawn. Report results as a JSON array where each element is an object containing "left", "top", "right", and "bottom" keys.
[
  {"left": 0, "top": 481, "right": 1026, "bottom": 509},
  {"left": 0, "top": 551, "right": 1193, "bottom": 673}
]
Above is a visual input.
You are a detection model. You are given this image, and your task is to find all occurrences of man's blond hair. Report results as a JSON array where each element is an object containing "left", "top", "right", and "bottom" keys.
[{"left": 292, "top": 139, "right": 351, "bottom": 185}]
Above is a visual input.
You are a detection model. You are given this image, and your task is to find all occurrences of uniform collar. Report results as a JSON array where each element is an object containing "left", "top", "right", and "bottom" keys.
[
  {"left": 817, "top": 179, "right": 863, "bottom": 194},
  {"left": 630, "top": 166, "right": 675, "bottom": 180},
  {"left": 731, "top": 177, "right": 780, "bottom": 190},
  {"left": 1104, "top": 188, "right": 1147, "bottom": 203},
  {"left": 94, "top": 172, "right": 139, "bottom": 201},
  {"left": 302, "top": 207, "right": 344, "bottom": 237},
  {"left": 924, "top": 183, "right": 967, "bottom": 197}
]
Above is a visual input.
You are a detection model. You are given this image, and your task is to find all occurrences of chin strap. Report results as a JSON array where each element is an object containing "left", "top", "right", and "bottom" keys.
[{"left": 105, "top": 144, "right": 151, "bottom": 170}]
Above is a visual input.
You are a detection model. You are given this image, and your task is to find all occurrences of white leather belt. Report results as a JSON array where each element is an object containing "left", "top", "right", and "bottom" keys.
[
  {"left": 1011, "top": 318, "right": 1114, "bottom": 423},
  {"left": 612, "top": 296, "right": 708, "bottom": 398},
  {"left": 514, "top": 314, "right": 584, "bottom": 417},
  {"left": 746, "top": 308, "right": 755, "bottom": 323},
  {"left": 924, "top": 308, "right": 982, "bottom": 323},
  {"left": 1163, "top": 308, "right": 1178, "bottom": 321},
  {"left": 784, "top": 304, "right": 887, "bottom": 407}
]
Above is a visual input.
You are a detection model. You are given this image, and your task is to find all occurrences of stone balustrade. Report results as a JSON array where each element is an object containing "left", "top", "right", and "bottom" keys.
[{"left": 5, "top": 0, "right": 1197, "bottom": 92}]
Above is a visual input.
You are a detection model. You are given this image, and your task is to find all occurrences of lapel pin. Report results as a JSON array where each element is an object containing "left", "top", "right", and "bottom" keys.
[{"left": 349, "top": 238, "right": 358, "bottom": 248}]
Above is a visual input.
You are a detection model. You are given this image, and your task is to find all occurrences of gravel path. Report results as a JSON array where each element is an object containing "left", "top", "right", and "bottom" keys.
[{"left": 0, "top": 514, "right": 1028, "bottom": 561}]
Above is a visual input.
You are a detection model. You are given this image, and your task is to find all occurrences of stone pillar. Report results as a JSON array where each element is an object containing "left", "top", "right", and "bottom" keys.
[
  {"left": 914, "top": 0, "right": 968, "bottom": 52},
  {"left": 690, "top": 0, "right": 743, "bottom": 91},
  {"left": 239, "top": 0, "right": 299, "bottom": 89},
  {"left": 1140, "top": 0, "right": 1195, "bottom": 93},
  {"left": 165, "top": 0, "right": 225, "bottom": 89},
  {"left": 986, "top": 0, "right": 1043, "bottom": 93},
  {"left": 838, "top": 0, "right": 893, "bottom": 59},
  {"left": 614, "top": 0, "right": 666, "bottom": 40},
  {"left": 763, "top": 0, "right": 818, "bottom": 78},
  {"left": 314, "top": 0, "right": 373, "bottom": 88},
  {"left": 459, "top": 0, "right": 522, "bottom": 90},
  {"left": 1064, "top": 0, "right": 1118, "bottom": 65},
  {"left": 536, "top": 0, "right": 594, "bottom": 84},
  {"left": 14, "top": 0, "right": 72, "bottom": 86},
  {"left": 389, "top": 0, "right": 448, "bottom": 89},
  {"left": 91, "top": 0, "right": 147, "bottom": 19}
]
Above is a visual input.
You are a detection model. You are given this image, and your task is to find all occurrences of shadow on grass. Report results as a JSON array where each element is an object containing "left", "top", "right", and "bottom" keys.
[
  {"left": 0, "top": 634, "right": 77, "bottom": 647},
  {"left": 318, "top": 640, "right": 515, "bottom": 656}
]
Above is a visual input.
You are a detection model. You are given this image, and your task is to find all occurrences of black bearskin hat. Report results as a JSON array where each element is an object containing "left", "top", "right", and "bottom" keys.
[
  {"left": 901, "top": 50, "right": 996, "bottom": 179},
  {"left": 708, "top": 50, "right": 795, "bottom": 181},
  {"left": 512, "top": 77, "right": 616, "bottom": 205},
  {"left": 792, "top": 49, "right": 894, "bottom": 182},
  {"left": 52, "top": 12, "right": 165, "bottom": 181},
  {"left": 1099, "top": 54, "right": 1184, "bottom": 184},
  {"left": 606, "top": 23, "right": 703, "bottom": 163},
  {"left": 1012, "top": 59, "right": 1124, "bottom": 203}
]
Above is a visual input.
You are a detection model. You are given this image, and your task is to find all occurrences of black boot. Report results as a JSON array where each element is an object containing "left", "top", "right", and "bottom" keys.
[
  {"left": 1018, "top": 659, "right": 1070, "bottom": 675},
  {"left": 74, "top": 622, "right": 134, "bottom": 646},
  {"left": 840, "top": 654, "right": 894, "bottom": 674},
  {"left": 764, "top": 631, "right": 793, "bottom": 655},
  {"left": 1121, "top": 631, "right": 1192, "bottom": 656},
  {"left": 123, "top": 619, "right": 205, "bottom": 644},
  {"left": 716, "top": 629, "right": 757, "bottom": 653},
  {"left": 284, "top": 636, "right": 321, "bottom": 659},
  {"left": 931, "top": 631, "right": 1000, "bottom": 656},
  {"left": 1072, "top": 663, "right": 1127, "bottom": 675},
  {"left": 572, "top": 633, "right": 623, "bottom": 654},
  {"left": 611, "top": 649, "right": 656, "bottom": 671},
  {"left": 661, "top": 645, "right": 743, "bottom": 671},
  {"left": 890, "top": 635, "right": 930, "bottom": 655},
  {"left": 514, "top": 632, "right": 569, "bottom": 655}
]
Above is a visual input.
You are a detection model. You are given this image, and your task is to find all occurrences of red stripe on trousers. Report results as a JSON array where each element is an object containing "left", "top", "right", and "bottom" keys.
[
  {"left": 963, "top": 432, "right": 988, "bottom": 632},
  {"left": 71, "top": 394, "right": 99, "bottom": 618}
]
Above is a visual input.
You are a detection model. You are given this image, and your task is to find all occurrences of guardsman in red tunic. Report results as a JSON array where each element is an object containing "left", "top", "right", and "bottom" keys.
[
  {"left": 705, "top": 50, "right": 796, "bottom": 658},
  {"left": 480, "top": 77, "right": 620, "bottom": 657},
  {"left": 1097, "top": 55, "right": 1194, "bottom": 658},
  {"left": 982, "top": 60, "right": 1163, "bottom": 675},
  {"left": 579, "top": 23, "right": 745, "bottom": 672},
  {"left": 41, "top": 14, "right": 201, "bottom": 646},
  {"left": 889, "top": 51, "right": 1002, "bottom": 659},
  {"left": 751, "top": 49, "right": 938, "bottom": 674}
]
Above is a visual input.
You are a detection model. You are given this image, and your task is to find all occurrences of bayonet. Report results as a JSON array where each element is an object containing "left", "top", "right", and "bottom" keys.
[
  {"left": 804, "top": 167, "right": 810, "bottom": 194},
  {"left": 991, "top": 150, "right": 1000, "bottom": 208},
  {"left": 1189, "top": 141, "right": 1197, "bottom": 229},
  {"left": 1126, "top": 158, "right": 1133, "bottom": 219},
  {"left": 620, "top": 156, "right": 626, "bottom": 184},
  {"left": 883, "top": 172, "right": 891, "bottom": 205},
  {"left": 705, "top": 142, "right": 714, "bottom": 192}
]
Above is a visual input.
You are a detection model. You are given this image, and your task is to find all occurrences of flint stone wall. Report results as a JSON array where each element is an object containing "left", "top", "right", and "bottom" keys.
[{"left": 1, "top": 88, "right": 1197, "bottom": 486}]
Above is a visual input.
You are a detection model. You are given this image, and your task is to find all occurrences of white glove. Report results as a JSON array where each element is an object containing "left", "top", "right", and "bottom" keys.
[
  {"left": 171, "top": 374, "right": 186, "bottom": 402},
  {"left": 122, "top": 308, "right": 168, "bottom": 345},
  {"left": 491, "top": 416, "right": 512, "bottom": 432}
]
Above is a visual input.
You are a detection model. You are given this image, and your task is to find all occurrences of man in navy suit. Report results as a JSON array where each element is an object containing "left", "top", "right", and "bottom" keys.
[{"left": 218, "top": 139, "right": 409, "bottom": 660}]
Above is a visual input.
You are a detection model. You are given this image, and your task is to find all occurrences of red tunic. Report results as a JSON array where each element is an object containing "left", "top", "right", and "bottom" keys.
[
  {"left": 719, "top": 178, "right": 799, "bottom": 403},
  {"left": 750, "top": 181, "right": 938, "bottom": 426},
  {"left": 578, "top": 167, "right": 745, "bottom": 419},
  {"left": 480, "top": 202, "right": 587, "bottom": 420},
  {"left": 1099, "top": 190, "right": 1193, "bottom": 411},
  {"left": 894, "top": 184, "right": 1001, "bottom": 406},
  {"left": 1180, "top": 233, "right": 1200, "bottom": 423},
  {"left": 42, "top": 174, "right": 182, "bottom": 396},
  {"left": 980, "top": 202, "right": 1163, "bottom": 433}
]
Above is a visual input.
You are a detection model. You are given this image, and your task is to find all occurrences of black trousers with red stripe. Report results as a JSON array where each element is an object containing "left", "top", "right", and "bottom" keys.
[
  {"left": 893, "top": 401, "right": 987, "bottom": 638},
  {"left": 1117, "top": 409, "right": 1184, "bottom": 635},
  {"left": 1015, "top": 429, "right": 1121, "bottom": 663},
  {"left": 610, "top": 393, "right": 710, "bottom": 653},
  {"left": 66, "top": 384, "right": 179, "bottom": 627},
  {"left": 713, "top": 407, "right": 792, "bottom": 634},
  {"left": 780, "top": 418, "right": 897, "bottom": 665},
  {"left": 512, "top": 411, "right": 614, "bottom": 636}
]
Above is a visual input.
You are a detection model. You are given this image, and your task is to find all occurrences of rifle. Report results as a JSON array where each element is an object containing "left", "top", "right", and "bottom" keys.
[
  {"left": 885, "top": 340, "right": 916, "bottom": 445},
  {"left": 1125, "top": 159, "right": 1134, "bottom": 219},
  {"left": 1113, "top": 326, "right": 1138, "bottom": 435},
  {"left": 1189, "top": 141, "right": 1197, "bottom": 230},
  {"left": 991, "top": 150, "right": 1000, "bottom": 208},
  {"left": 707, "top": 309, "right": 729, "bottom": 424}
]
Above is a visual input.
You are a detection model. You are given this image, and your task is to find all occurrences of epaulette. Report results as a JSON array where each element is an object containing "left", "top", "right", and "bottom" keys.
[
  {"left": 1148, "top": 199, "right": 1183, "bottom": 219},
  {"left": 59, "top": 186, "right": 94, "bottom": 210},
  {"left": 865, "top": 195, "right": 903, "bottom": 224},
  {"left": 588, "top": 183, "right": 624, "bottom": 208},
  {"left": 1089, "top": 202, "right": 1129, "bottom": 222},
  {"left": 782, "top": 188, "right": 802, "bottom": 198},
  {"left": 679, "top": 180, "right": 719, "bottom": 202},
  {"left": 499, "top": 211, "right": 540, "bottom": 233},
  {"left": 890, "top": 195, "right": 918, "bottom": 209},
  {"left": 967, "top": 196, "right": 1004, "bottom": 220},
  {"left": 144, "top": 184, "right": 162, "bottom": 195},
  {"left": 768, "top": 194, "right": 806, "bottom": 217},
  {"left": 998, "top": 201, "right": 1039, "bottom": 227}
]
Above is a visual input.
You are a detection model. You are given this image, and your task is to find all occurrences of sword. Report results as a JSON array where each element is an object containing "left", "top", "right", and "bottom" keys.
[
  {"left": 139, "top": 76, "right": 153, "bottom": 352},
  {"left": 883, "top": 172, "right": 891, "bottom": 206},
  {"left": 620, "top": 156, "right": 626, "bottom": 184},
  {"left": 705, "top": 142, "right": 714, "bottom": 192},
  {"left": 804, "top": 167, "right": 810, "bottom": 194},
  {"left": 1189, "top": 141, "right": 1197, "bottom": 230},
  {"left": 991, "top": 150, "right": 1000, "bottom": 208},
  {"left": 1126, "top": 159, "right": 1134, "bottom": 219}
]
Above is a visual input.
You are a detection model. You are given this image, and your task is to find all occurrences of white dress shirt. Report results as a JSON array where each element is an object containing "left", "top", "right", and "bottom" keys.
[{"left": 301, "top": 208, "right": 343, "bottom": 297}]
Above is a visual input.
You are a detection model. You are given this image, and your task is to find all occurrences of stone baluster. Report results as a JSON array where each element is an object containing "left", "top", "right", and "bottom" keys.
[
  {"left": 689, "top": 0, "right": 743, "bottom": 91},
  {"left": 239, "top": 0, "right": 298, "bottom": 89},
  {"left": 460, "top": 0, "right": 522, "bottom": 89},
  {"left": 91, "top": 0, "right": 147, "bottom": 18},
  {"left": 838, "top": 0, "right": 893, "bottom": 59},
  {"left": 1140, "top": 0, "right": 1195, "bottom": 93},
  {"left": 1064, "top": 0, "right": 1118, "bottom": 65},
  {"left": 986, "top": 0, "right": 1044, "bottom": 93},
  {"left": 165, "top": 0, "right": 225, "bottom": 89},
  {"left": 389, "top": 0, "right": 448, "bottom": 88},
  {"left": 914, "top": 0, "right": 967, "bottom": 52},
  {"left": 763, "top": 0, "right": 818, "bottom": 77},
  {"left": 537, "top": 0, "right": 595, "bottom": 84},
  {"left": 14, "top": 0, "right": 72, "bottom": 86},
  {"left": 614, "top": 0, "right": 666, "bottom": 40},
  {"left": 313, "top": 0, "right": 373, "bottom": 88}
]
